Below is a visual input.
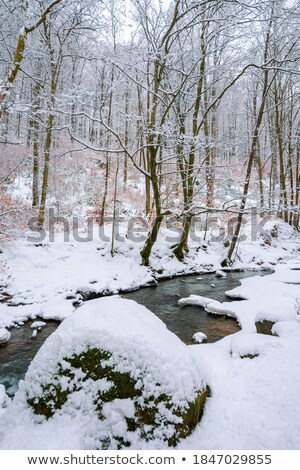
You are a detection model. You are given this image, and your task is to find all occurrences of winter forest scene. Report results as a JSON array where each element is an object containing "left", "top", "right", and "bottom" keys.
[{"left": 0, "top": 0, "right": 300, "bottom": 452}]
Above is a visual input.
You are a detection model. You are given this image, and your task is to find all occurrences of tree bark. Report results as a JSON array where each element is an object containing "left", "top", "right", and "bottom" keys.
[{"left": 221, "top": 12, "right": 273, "bottom": 267}]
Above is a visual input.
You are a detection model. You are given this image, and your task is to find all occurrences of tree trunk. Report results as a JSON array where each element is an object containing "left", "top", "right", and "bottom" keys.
[
  {"left": 140, "top": 149, "right": 162, "bottom": 266},
  {"left": 31, "top": 64, "right": 42, "bottom": 207},
  {"left": 173, "top": 213, "right": 193, "bottom": 260},
  {"left": 294, "top": 129, "right": 300, "bottom": 230},
  {"left": 32, "top": 121, "right": 40, "bottom": 207},
  {"left": 110, "top": 159, "right": 120, "bottom": 256},
  {"left": 99, "top": 155, "right": 109, "bottom": 226},
  {"left": 274, "top": 78, "right": 288, "bottom": 223},
  {"left": 123, "top": 88, "right": 130, "bottom": 192},
  {"left": 37, "top": 111, "right": 54, "bottom": 228},
  {"left": 173, "top": 9, "right": 208, "bottom": 260},
  {"left": 100, "top": 59, "right": 115, "bottom": 225},
  {"left": 221, "top": 16, "right": 273, "bottom": 266}
]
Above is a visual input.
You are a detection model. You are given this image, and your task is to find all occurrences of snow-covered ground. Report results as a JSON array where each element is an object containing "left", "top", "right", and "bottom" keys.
[
  {"left": 0, "top": 328, "right": 10, "bottom": 345},
  {"left": 177, "top": 266, "right": 300, "bottom": 449},
  {"left": 0, "top": 219, "right": 300, "bottom": 449},
  {"left": 178, "top": 264, "right": 300, "bottom": 331},
  {"left": 0, "top": 220, "right": 298, "bottom": 329}
]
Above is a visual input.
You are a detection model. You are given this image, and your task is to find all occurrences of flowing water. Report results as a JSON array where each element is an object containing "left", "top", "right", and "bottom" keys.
[
  {"left": 0, "top": 321, "right": 59, "bottom": 396},
  {"left": 123, "top": 270, "right": 266, "bottom": 344},
  {"left": 0, "top": 270, "right": 269, "bottom": 396}
]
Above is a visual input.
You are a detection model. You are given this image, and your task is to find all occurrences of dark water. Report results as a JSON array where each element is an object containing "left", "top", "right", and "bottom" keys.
[
  {"left": 123, "top": 271, "right": 269, "bottom": 345},
  {"left": 0, "top": 270, "right": 269, "bottom": 396},
  {"left": 0, "top": 321, "right": 59, "bottom": 396}
]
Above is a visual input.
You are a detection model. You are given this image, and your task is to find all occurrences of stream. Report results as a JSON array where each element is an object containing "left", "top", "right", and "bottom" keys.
[
  {"left": 123, "top": 270, "right": 266, "bottom": 344},
  {"left": 0, "top": 270, "right": 269, "bottom": 396}
]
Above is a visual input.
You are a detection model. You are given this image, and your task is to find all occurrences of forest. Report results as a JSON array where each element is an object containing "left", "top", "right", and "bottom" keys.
[{"left": 0, "top": 0, "right": 299, "bottom": 261}]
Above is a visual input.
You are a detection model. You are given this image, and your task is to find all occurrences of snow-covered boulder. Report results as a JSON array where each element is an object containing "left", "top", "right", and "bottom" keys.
[
  {"left": 8, "top": 297, "right": 209, "bottom": 449},
  {"left": 192, "top": 332, "right": 207, "bottom": 344},
  {"left": 0, "top": 328, "right": 10, "bottom": 345},
  {"left": 230, "top": 333, "right": 278, "bottom": 358}
]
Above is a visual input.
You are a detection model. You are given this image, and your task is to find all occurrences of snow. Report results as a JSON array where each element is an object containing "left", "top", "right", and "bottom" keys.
[
  {"left": 193, "top": 332, "right": 207, "bottom": 344},
  {"left": 205, "top": 300, "right": 236, "bottom": 317},
  {"left": 0, "top": 385, "right": 10, "bottom": 419},
  {"left": 179, "top": 321, "right": 300, "bottom": 449},
  {"left": 230, "top": 333, "right": 279, "bottom": 358},
  {"left": 30, "top": 321, "right": 46, "bottom": 329},
  {"left": 0, "top": 328, "right": 10, "bottom": 344},
  {"left": 215, "top": 270, "right": 227, "bottom": 278},
  {"left": 225, "top": 268, "right": 300, "bottom": 329},
  {"left": 179, "top": 265, "right": 300, "bottom": 331},
  {"left": 178, "top": 294, "right": 213, "bottom": 308},
  {"left": 0, "top": 297, "right": 208, "bottom": 450},
  {"left": 175, "top": 260, "right": 300, "bottom": 449},
  {"left": 178, "top": 295, "right": 236, "bottom": 318}
]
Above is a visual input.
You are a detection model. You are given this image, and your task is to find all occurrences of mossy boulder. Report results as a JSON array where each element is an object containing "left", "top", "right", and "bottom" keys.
[{"left": 23, "top": 297, "right": 209, "bottom": 449}]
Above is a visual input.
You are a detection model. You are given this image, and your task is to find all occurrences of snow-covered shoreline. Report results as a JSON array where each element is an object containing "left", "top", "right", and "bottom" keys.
[{"left": 0, "top": 221, "right": 299, "bottom": 330}]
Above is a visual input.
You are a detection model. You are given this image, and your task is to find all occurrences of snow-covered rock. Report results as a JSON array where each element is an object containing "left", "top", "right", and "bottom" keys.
[
  {"left": 30, "top": 321, "right": 46, "bottom": 329},
  {"left": 0, "top": 297, "right": 209, "bottom": 449},
  {"left": 193, "top": 332, "right": 207, "bottom": 344},
  {"left": 0, "top": 328, "right": 10, "bottom": 344},
  {"left": 205, "top": 300, "right": 236, "bottom": 317},
  {"left": 215, "top": 270, "right": 227, "bottom": 278},
  {"left": 255, "top": 308, "right": 297, "bottom": 325},
  {"left": 178, "top": 295, "right": 236, "bottom": 320},
  {"left": 178, "top": 295, "right": 213, "bottom": 308},
  {"left": 230, "top": 333, "right": 278, "bottom": 358}
]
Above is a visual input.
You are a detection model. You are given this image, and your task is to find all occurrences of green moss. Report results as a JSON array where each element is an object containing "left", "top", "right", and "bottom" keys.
[
  {"left": 136, "top": 401, "right": 158, "bottom": 427},
  {"left": 126, "top": 418, "right": 138, "bottom": 432},
  {"left": 27, "top": 383, "right": 70, "bottom": 418},
  {"left": 27, "top": 347, "right": 209, "bottom": 448},
  {"left": 168, "top": 386, "right": 210, "bottom": 447},
  {"left": 27, "top": 348, "right": 112, "bottom": 417},
  {"left": 65, "top": 348, "right": 111, "bottom": 380},
  {"left": 101, "top": 370, "right": 140, "bottom": 401}
]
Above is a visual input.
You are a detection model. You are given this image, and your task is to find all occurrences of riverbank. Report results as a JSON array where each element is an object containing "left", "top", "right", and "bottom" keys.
[{"left": 0, "top": 220, "right": 298, "bottom": 330}]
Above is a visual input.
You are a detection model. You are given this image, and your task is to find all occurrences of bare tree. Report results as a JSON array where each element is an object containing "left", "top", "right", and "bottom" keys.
[{"left": 0, "top": 0, "right": 63, "bottom": 120}]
